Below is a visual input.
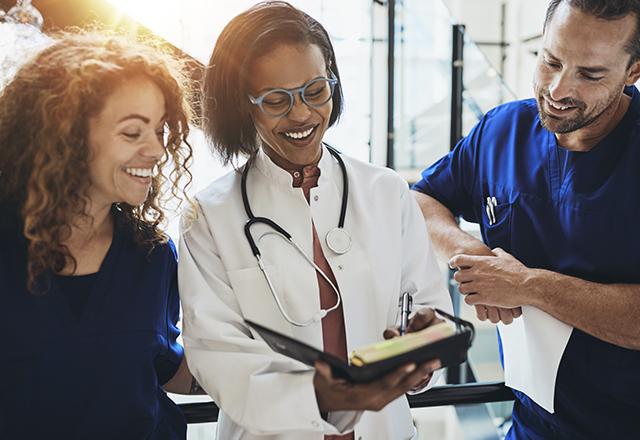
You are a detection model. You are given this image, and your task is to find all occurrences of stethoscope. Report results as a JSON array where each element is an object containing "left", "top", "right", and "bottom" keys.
[{"left": 241, "top": 145, "right": 351, "bottom": 327}]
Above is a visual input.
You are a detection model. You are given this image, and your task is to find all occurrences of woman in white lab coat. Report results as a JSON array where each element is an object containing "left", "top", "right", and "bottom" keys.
[{"left": 178, "top": 2, "right": 452, "bottom": 439}]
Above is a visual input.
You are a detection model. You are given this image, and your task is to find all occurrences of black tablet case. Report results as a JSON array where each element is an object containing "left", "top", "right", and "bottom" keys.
[{"left": 245, "top": 308, "right": 475, "bottom": 383}]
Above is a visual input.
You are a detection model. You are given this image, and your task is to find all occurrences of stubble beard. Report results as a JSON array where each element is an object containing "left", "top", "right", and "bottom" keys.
[{"left": 535, "top": 83, "right": 623, "bottom": 134}]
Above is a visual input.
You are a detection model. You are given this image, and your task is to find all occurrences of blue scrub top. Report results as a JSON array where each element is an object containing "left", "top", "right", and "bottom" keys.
[
  {"left": 414, "top": 87, "right": 640, "bottom": 438},
  {"left": 0, "top": 205, "right": 186, "bottom": 439}
]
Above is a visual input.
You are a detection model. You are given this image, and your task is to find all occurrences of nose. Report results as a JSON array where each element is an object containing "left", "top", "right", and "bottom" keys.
[
  {"left": 287, "top": 93, "right": 311, "bottom": 122},
  {"left": 548, "top": 70, "right": 575, "bottom": 103},
  {"left": 142, "top": 131, "right": 166, "bottom": 161}
]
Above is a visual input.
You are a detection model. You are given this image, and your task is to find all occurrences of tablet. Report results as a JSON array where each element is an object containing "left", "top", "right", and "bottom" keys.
[{"left": 245, "top": 308, "right": 475, "bottom": 383}]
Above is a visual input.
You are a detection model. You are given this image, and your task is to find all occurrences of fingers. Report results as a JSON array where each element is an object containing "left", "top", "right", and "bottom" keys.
[
  {"left": 474, "top": 305, "right": 521, "bottom": 324},
  {"left": 497, "top": 307, "right": 514, "bottom": 325},
  {"left": 383, "top": 327, "right": 400, "bottom": 340},
  {"left": 448, "top": 254, "right": 485, "bottom": 270},
  {"left": 491, "top": 247, "right": 508, "bottom": 257},
  {"left": 475, "top": 304, "right": 488, "bottom": 321},
  {"left": 452, "top": 269, "right": 474, "bottom": 283},
  {"left": 407, "top": 308, "right": 441, "bottom": 332},
  {"left": 381, "top": 363, "right": 418, "bottom": 390},
  {"left": 457, "top": 281, "right": 476, "bottom": 295},
  {"left": 401, "top": 359, "right": 441, "bottom": 389},
  {"left": 485, "top": 306, "right": 501, "bottom": 324}
]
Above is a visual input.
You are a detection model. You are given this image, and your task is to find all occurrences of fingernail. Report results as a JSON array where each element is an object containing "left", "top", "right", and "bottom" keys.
[{"left": 405, "top": 364, "right": 416, "bottom": 373}]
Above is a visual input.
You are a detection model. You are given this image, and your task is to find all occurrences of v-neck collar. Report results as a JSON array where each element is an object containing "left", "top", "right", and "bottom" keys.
[
  {"left": 48, "top": 211, "right": 124, "bottom": 331},
  {"left": 546, "top": 86, "right": 640, "bottom": 201}
]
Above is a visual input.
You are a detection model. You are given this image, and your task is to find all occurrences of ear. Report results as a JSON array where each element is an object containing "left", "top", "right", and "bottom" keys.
[{"left": 625, "top": 59, "right": 640, "bottom": 85}]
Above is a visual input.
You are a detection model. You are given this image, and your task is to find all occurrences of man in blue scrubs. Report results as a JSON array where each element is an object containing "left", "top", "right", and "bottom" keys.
[{"left": 412, "top": 0, "right": 640, "bottom": 438}]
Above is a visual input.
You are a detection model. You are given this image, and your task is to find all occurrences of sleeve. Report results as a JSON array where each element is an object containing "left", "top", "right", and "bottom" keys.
[
  {"left": 155, "top": 238, "right": 185, "bottom": 386},
  {"left": 411, "top": 114, "right": 489, "bottom": 222},
  {"left": 177, "top": 202, "right": 359, "bottom": 436},
  {"left": 399, "top": 184, "right": 454, "bottom": 393}
]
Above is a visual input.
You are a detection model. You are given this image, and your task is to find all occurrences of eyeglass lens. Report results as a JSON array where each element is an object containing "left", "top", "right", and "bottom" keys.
[{"left": 261, "top": 78, "right": 334, "bottom": 116}]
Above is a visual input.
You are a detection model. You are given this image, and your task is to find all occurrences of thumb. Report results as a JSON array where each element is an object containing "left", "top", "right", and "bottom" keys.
[
  {"left": 383, "top": 327, "right": 401, "bottom": 339},
  {"left": 491, "top": 247, "right": 508, "bottom": 257},
  {"left": 314, "top": 360, "right": 333, "bottom": 380}
]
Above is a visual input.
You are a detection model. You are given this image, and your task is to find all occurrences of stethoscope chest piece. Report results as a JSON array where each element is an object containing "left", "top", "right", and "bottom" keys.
[{"left": 325, "top": 227, "right": 351, "bottom": 255}]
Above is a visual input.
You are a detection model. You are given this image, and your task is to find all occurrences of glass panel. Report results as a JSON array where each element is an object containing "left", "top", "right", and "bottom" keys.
[
  {"left": 393, "top": 0, "right": 453, "bottom": 175},
  {"left": 393, "top": 0, "right": 516, "bottom": 179}
]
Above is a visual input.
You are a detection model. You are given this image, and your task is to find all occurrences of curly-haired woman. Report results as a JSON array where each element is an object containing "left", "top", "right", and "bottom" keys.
[{"left": 0, "top": 32, "right": 201, "bottom": 439}]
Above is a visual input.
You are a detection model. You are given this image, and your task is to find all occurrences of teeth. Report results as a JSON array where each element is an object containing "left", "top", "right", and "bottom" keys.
[
  {"left": 124, "top": 167, "right": 154, "bottom": 178},
  {"left": 284, "top": 126, "right": 314, "bottom": 140},
  {"left": 548, "top": 100, "right": 570, "bottom": 110}
]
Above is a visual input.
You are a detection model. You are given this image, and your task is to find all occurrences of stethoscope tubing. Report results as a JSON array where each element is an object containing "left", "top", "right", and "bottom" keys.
[{"left": 241, "top": 144, "right": 349, "bottom": 327}]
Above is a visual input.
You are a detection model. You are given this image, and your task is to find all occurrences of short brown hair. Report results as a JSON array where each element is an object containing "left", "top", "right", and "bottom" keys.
[
  {"left": 0, "top": 31, "right": 194, "bottom": 291},
  {"left": 202, "top": 1, "right": 344, "bottom": 165},
  {"left": 544, "top": 0, "right": 640, "bottom": 64}
]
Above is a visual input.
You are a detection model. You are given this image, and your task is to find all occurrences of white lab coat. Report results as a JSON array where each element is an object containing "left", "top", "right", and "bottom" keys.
[{"left": 178, "top": 146, "right": 452, "bottom": 440}]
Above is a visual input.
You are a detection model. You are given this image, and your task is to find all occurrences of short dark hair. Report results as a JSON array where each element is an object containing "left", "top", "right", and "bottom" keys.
[
  {"left": 202, "top": 1, "right": 344, "bottom": 165},
  {"left": 544, "top": 0, "right": 640, "bottom": 65}
]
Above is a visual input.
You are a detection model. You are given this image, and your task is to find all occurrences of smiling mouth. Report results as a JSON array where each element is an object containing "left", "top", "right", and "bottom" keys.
[
  {"left": 281, "top": 125, "right": 317, "bottom": 141},
  {"left": 544, "top": 97, "right": 578, "bottom": 112},
  {"left": 122, "top": 167, "right": 157, "bottom": 184}
]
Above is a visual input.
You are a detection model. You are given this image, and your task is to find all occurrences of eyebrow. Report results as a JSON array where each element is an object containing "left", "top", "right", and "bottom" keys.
[
  {"left": 117, "top": 113, "right": 168, "bottom": 124},
  {"left": 255, "top": 75, "right": 328, "bottom": 95},
  {"left": 543, "top": 50, "right": 610, "bottom": 74},
  {"left": 118, "top": 114, "right": 150, "bottom": 124}
]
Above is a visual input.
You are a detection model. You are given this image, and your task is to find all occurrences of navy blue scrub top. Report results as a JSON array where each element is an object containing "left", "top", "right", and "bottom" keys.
[
  {"left": 0, "top": 205, "right": 186, "bottom": 439},
  {"left": 414, "top": 87, "right": 640, "bottom": 439}
]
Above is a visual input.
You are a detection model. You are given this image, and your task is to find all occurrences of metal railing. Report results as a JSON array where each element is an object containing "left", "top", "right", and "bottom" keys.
[{"left": 178, "top": 381, "right": 514, "bottom": 424}]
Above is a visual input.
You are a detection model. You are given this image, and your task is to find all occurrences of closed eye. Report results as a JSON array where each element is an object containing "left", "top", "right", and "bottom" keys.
[
  {"left": 544, "top": 59, "right": 561, "bottom": 69},
  {"left": 581, "top": 73, "right": 603, "bottom": 82},
  {"left": 122, "top": 132, "right": 141, "bottom": 140}
]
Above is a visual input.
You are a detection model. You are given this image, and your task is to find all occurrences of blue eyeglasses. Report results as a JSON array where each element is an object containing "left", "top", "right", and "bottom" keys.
[{"left": 248, "top": 73, "right": 338, "bottom": 117}]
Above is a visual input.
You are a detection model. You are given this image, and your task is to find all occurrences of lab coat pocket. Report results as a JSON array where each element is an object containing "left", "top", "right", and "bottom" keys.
[
  {"left": 480, "top": 201, "right": 513, "bottom": 251},
  {"left": 226, "top": 265, "right": 292, "bottom": 335}
]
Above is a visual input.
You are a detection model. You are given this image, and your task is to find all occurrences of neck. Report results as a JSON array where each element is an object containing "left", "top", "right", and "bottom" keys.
[
  {"left": 66, "top": 200, "right": 113, "bottom": 247},
  {"left": 556, "top": 93, "right": 631, "bottom": 152},
  {"left": 262, "top": 144, "right": 322, "bottom": 172}
]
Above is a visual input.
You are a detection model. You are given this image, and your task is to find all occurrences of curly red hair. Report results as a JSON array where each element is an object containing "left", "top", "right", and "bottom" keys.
[{"left": 0, "top": 31, "right": 194, "bottom": 292}]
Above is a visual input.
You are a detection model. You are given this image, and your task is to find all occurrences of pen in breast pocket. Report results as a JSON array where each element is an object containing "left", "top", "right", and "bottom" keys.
[
  {"left": 399, "top": 292, "right": 413, "bottom": 336},
  {"left": 486, "top": 196, "right": 497, "bottom": 225}
]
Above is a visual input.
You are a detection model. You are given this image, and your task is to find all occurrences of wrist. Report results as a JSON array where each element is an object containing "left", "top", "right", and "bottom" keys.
[{"left": 522, "top": 268, "right": 548, "bottom": 308}]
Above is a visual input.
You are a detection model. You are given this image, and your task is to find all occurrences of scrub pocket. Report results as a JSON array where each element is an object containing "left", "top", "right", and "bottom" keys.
[{"left": 480, "top": 200, "right": 513, "bottom": 250}]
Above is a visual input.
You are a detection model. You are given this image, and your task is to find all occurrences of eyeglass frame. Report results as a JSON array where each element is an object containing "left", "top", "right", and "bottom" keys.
[{"left": 247, "top": 72, "right": 338, "bottom": 117}]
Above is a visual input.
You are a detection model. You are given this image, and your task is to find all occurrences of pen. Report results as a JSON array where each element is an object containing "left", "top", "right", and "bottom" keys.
[{"left": 399, "top": 291, "right": 413, "bottom": 336}]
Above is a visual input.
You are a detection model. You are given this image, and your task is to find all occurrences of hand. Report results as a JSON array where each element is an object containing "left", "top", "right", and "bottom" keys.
[
  {"left": 474, "top": 304, "right": 522, "bottom": 324},
  {"left": 449, "top": 248, "right": 533, "bottom": 310},
  {"left": 448, "top": 248, "right": 521, "bottom": 325},
  {"left": 383, "top": 308, "right": 444, "bottom": 390},
  {"left": 382, "top": 307, "right": 444, "bottom": 338},
  {"left": 313, "top": 358, "right": 442, "bottom": 412}
]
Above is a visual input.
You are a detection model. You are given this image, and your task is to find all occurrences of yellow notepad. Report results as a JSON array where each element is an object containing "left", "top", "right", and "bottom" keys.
[{"left": 349, "top": 322, "right": 455, "bottom": 367}]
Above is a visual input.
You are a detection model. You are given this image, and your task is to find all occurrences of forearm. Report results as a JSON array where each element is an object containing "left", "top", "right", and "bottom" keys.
[
  {"left": 527, "top": 269, "right": 640, "bottom": 349},
  {"left": 163, "top": 357, "right": 205, "bottom": 395},
  {"left": 412, "top": 191, "right": 491, "bottom": 259}
]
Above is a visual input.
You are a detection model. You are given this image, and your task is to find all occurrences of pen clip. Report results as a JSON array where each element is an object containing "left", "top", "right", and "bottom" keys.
[
  {"left": 398, "top": 291, "right": 413, "bottom": 336},
  {"left": 485, "top": 196, "right": 497, "bottom": 225}
]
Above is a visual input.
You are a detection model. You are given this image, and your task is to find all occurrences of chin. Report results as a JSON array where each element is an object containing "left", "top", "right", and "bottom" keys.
[{"left": 122, "top": 194, "right": 150, "bottom": 208}]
